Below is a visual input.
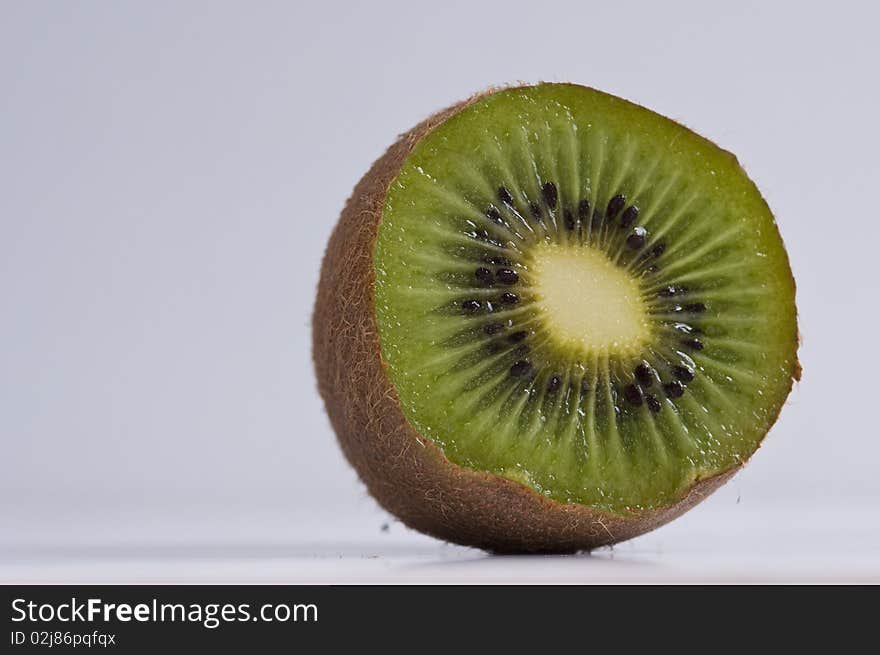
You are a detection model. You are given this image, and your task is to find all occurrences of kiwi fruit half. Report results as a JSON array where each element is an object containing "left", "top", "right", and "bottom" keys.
[{"left": 314, "top": 83, "right": 799, "bottom": 553}]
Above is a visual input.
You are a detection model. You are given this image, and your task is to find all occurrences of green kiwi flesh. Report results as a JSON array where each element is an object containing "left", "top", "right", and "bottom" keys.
[{"left": 371, "top": 84, "right": 798, "bottom": 515}]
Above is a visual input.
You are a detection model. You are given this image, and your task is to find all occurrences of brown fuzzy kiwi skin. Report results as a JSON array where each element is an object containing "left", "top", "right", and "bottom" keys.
[{"left": 312, "top": 87, "right": 782, "bottom": 554}]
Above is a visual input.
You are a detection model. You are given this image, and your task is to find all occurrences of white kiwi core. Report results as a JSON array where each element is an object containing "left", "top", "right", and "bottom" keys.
[{"left": 531, "top": 243, "right": 650, "bottom": 355}]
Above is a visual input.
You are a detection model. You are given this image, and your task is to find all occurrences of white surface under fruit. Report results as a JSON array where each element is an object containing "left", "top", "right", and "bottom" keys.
[{"left": 2, "top": 488, "right": 878, "bottom": 583}]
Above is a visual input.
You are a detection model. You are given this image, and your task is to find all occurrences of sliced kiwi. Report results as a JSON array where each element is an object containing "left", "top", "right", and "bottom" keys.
[{"left": 314, "top": 83, "right": 799, "bottom": 553}]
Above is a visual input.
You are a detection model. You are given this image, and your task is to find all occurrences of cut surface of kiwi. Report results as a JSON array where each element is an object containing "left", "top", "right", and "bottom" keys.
[
  {"left": 314, "top": 83, "right": 799, "bottom": 551},
  {"left": 373, "top": 85, "right": 797, "bottom": 513}
]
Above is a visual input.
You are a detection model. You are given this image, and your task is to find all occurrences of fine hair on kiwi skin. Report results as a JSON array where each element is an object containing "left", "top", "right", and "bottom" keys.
[{"left": 313, "top": 83, "right": 799, "bottom": 554}]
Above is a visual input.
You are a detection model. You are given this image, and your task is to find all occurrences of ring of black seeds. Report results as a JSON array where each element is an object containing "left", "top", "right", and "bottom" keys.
[{"left": 450, "top": 183, "right": 713, "bottom": 416}]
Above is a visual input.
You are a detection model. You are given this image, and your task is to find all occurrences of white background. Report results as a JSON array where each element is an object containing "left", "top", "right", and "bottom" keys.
[{"left": 1, "top": 1, "right": 878, "bottom": 582}]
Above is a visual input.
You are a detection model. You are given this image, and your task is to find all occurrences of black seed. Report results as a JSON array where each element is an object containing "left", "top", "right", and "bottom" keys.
[
  {"left": 619, "top": 206, "right": 639, "bottom": 228},
  {"left": 475, "top": 267, "right": 493, "bottom": 285},
  {"left": 682, "top": 338, "right": 704, "bottom": 351},
  {"left": 649, "top": 242, "right": 666, "bottom": 258},
  {"left": 486, "top": 206, "right": 504, "bottom": 224},
  {"left": 684, "top": 302, "right": 707, "bottom": 313},
  {"left": 547, "top": 375, "right": 562, "bottom": 393},
  {"left": 528, "top": 202, "right": 542, "bottom": 220},
  {"left": 634, "top": 363, "right": 654, "bottom": 387},
  {"left": 541, "top": 182, "right": 558, "bottom": 208},
  {"left": 580, "top": 377, "right": 591, "bottom": 393},
  {"left": 486, "top": 341, "right": 504, "bottom": 355},
  {"left": 483, "top": 322, "right": 504, "bottom": 336},
  {"left": 508, "top": 330, "right": 528, "bottom": 343},
  {"left": 623, "top": 384, "right": 643, "bottom": 406},
  {"left": 498, "top": 186, "right": 513, "bottom": 205},
  {"left": 500, "top": 292, "right": 519, "bottom": 305},
  {"left": 673, "top": 322, "right": 696, "bottom": 335},
  {"left": 606, "top": 194, "right": 626, "bottom": 219},
  {"left": 672, "top": 365, "right": 695, "bottom": 383},
  {"left": 578, "top": 198, "right": 591, "bottom": 219},
  {"left": 564, "top": 209, "right": 576, "bottom": 230},
  {"left": 484, "top": 254, "right": 511, "bottom": 266},
  {"left": 626, "top": 227, "right": 647, "bottom": 250},
  {"left": 461, "top": 299, "right": 481, "bottom": 313},
  {"left": 496, "top": 268, "right": 519, "bottom": 285},
  {"left": 644, "top": 264, "right": 659, "bottom": 275},
  {"left": 510, "top": 360, "right": 532, "bottom": 377},
  {"left": 664, "top": 381, "right": 685, "bottom": 398},
  {"left": 513, "top": 344, "right": 530, "bottom": 357},
  {"left": 658, "top": 286, "right": 678, "bottom": 297},
  {"left": 646, "top": 394, "right": 662, "bottom": 413}
]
